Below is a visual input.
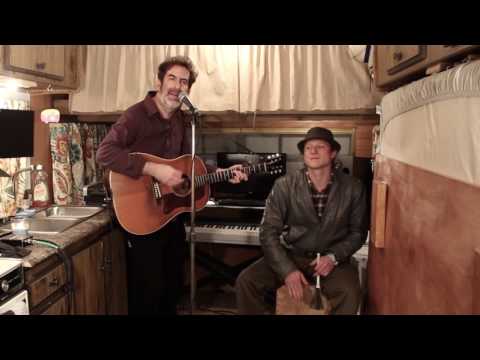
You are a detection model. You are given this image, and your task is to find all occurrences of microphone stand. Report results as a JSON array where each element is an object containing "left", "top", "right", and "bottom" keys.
[{"left": 188, "top": 110, "right": 199, "bottom": 314}]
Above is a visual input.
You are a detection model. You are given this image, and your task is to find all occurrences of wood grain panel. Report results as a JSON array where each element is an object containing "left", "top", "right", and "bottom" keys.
[
  {"left": 474, "top": 248, "right": 480, "bottom": 314},
  {"left": 355, "top": 125, "right": 375, "bottom": 158},
  {"left": 28, "top": 263, "right": 66, "bottom": 307},
  {"left": 371, "top": 180, "right": 388, "bottom": 249},
  {"left": 1, "top": 45, "right": 79, "bottom": 89},
  {"left": 375, "top": 45, "right": 480, "bottom": 90},
  {"left": 102, "top": 229, "right": 128, "bottom": 315},
  {"left": 72, "top": 240, "right": 106, "bottom": 314},
  {"left": 368, "top": 155, "right": 480, "bottom": 314},
  {"left": 7, "top": 45, "right": 65, "bottom": 79},
  {"left": 41, "top": 294, "right": 69, "bottom": 315}
]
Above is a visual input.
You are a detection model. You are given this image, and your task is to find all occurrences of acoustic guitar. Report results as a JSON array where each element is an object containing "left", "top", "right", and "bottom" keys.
[{"left": 109, "top": 152, "right": 283, "bottom": 235}]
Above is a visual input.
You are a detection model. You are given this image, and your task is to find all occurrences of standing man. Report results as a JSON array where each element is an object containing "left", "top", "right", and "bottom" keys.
[
  {"left": 97, "top": 55, "right": 246, "bottom": 315},
  {"left": 236, "top": 127, "right": 368, "bottom": 314}
]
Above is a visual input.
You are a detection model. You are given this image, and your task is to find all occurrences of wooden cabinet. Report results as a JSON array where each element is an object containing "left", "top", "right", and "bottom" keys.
[
  {"left": 27, "top": 262, "right": 67, "bottom": 308},
  {"left": 5, "top": 46, "right": 66, "bottom": 80},
  {"left": 72, "top": 240, "right": 107, "bottom": 314},
  {"left": 26, "top": 260, "right": 73, "bottom": 315},
  {"left": 24, "top": 223, "right": 128, "bottom": 315},
  {"left": 72, "top": 227, "right": 128, "bottom": 315},
  {"left": 40, "top": 294, "right": 69, "bottom": 315},
  {"left": 103, "top": 227, "right": 128, "bottom": 315},
  {"left": 383, "top": 45, "right": 427, "bottom": 76},
  {"left": 374, "top": 45, "right": 480, "bottom": 90},
  {"left": 0, "top": 45, "right": 80, "bottom": 89}
]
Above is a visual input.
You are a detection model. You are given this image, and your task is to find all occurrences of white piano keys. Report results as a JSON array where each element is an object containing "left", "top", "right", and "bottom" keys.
[{"left": 185, "top": 223, "right": 260, "bottom": 246}]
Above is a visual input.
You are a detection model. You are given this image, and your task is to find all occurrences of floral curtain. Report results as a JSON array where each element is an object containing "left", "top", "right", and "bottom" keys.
[
  {"left": 50, "top": 123, "right": 110, "bottom": 205},
  {"left": 0, "top": 158, "right": 28, "bottom": 218}
]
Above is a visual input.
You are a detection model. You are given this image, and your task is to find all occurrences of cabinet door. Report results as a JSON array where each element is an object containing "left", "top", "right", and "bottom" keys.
[
  {"left": 375, "top": 45, "right": 429, "bottom": 89},
  {"left": 27, "top": 263, "right": 67, "bottom": 309},
  {"left": 41, "top": 294, "right": 69, "bottom": 315},
  {"left": 385, "top": 45, "right": 427, "bottom": 75},
  {"left": 72, "top": 240, "right": 106, "bottom": 314},
  {"left": 102, "top": 228, "right": 128, "bottom": 315},
  {"left": 375, "top": 45, "right": 480, "bottom": 90},
  {"left": 4, "top": 45, "right": 65, "bottom": 80}
]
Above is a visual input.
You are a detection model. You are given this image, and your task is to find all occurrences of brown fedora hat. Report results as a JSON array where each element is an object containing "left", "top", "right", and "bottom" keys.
[{"left": 297, "top": 127, "right": 341, "bottom": 153}]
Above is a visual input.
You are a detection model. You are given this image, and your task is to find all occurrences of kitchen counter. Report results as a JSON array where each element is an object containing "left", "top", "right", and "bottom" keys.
[{"left": 21, "top": 208, "right": 113, "bottom": 268}]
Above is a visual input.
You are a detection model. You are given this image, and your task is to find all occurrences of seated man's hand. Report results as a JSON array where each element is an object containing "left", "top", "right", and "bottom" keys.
[
  {"left": 284, "top": 270, "right": 309, "bottom": 301},
  {"left": 217, "top": 164, "right": 248, "bottom": 184},
  {"left": 310, "top": 255, "right": 335, "bottom": 277}
]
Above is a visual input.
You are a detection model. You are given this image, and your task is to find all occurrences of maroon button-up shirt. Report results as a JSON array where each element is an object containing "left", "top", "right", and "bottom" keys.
[{"left": 96, "top": 91, "right": 193, "bottom": 179}]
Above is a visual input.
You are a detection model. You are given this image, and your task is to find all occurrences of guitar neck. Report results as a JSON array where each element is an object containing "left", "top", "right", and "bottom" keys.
[{"left": 195, "top": 163, "right": 267, "bottom": 187}]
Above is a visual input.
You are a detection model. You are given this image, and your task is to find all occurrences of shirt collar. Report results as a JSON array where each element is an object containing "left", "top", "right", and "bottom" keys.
[
  {"left": 305, "top": 168, "right": 334, "bottom": 192},
  {"left": 144, "top": 91, "right": 160, "bottom": 117}
]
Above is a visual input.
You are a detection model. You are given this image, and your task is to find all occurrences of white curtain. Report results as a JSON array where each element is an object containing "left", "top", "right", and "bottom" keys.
[
  {"left": 71, "top": 45, "right": 381, "bottom": 113},
  {"left": 239, "top": 45, "right": 381, "bottom": 111}
]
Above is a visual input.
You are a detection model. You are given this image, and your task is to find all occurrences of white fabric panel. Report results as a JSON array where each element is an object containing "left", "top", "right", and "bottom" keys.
[
  {"left": 238, "top": 45, "right": 381, "bottom": 111},
  {"left": 379, "top": 60, "right": 480, "bottom": 186},
  {"left": 71, "top": 45, "right": 238, "bottom": 113},
  {"left": 71, "top": 45, "right": 381, "bottom": 113}
]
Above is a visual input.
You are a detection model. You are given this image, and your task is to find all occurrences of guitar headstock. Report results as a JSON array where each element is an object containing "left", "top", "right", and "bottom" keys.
[{"left": 264, "top": 153, "right": 285, "bottom": 175}]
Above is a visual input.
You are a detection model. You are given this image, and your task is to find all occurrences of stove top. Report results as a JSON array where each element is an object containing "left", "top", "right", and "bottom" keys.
[
  {"left": 0, "top": 258, "right": 22, "bottom": 278},
  {"left": 0, "top": 258, "right": 24, "bottom": 303}
]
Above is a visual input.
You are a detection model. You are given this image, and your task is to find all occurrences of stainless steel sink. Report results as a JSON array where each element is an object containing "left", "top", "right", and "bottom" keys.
[
  {"left": 34, "top": 205, "right": 103, "bottom": 219},
  {"left": 0, "top": 206, "right": 104, "bottom": 235},
  {"left": 0, "top": 217, "right": 80, "bottom": 235}
]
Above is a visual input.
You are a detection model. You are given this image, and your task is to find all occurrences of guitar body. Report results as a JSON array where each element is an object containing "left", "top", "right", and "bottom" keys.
[{"left": 109, "top": 153, "right": 209, "bottom": 235}]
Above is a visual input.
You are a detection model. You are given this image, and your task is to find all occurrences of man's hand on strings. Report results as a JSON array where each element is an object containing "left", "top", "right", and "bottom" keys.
[{"left": 217, "top": 164, "right": 248, "bottom": 184}]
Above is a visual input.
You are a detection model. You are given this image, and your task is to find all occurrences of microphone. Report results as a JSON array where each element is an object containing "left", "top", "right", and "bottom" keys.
[{"left": 178, "top": 91, "right": 200, "bottom": 115}]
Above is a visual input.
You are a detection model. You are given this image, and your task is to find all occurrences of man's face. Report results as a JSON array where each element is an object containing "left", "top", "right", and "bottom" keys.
[
  {"left": 156, "top": 65, "right": 191, "bottom": 114},
  {"left": 303, "top": 139, "right": 337, "bottom": 170}
]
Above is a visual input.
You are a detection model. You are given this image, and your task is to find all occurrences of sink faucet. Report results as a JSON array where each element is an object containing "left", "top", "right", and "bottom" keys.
[
  {"left": 83, "top": 181, "right": 110, "bottom": 205},
  {"left": 11, "top": 165, "right": 35, "bottom": 208}
]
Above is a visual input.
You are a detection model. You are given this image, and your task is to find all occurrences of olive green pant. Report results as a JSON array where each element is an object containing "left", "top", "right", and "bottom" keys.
[{"left": 236, "top": 255, "right": 360, "bottom": 315}]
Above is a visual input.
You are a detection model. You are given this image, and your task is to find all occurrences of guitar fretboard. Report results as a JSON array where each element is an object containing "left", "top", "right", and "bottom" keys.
[{"left": 195, "top": 163, "right": 269, "bottom": 187}]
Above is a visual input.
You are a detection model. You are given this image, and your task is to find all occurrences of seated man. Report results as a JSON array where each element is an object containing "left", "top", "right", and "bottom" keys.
[{"left": 236, "top": 127, "right": 368, "bottom": 315}]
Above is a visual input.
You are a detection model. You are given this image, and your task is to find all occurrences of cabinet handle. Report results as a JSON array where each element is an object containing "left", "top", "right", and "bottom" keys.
[
  {"left": 36, "top": 62, "right": 46, "bottom": 70},
  {"left": 393, "top": 51, "right": 403, "bottom": 62},
  {"left": 48, "top": 278, "right": 59, "bottom": 287}
]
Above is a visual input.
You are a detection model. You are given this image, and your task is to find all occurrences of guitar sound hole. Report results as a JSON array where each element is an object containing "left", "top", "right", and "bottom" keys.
[{"left": 173, "top": 175, "right": 191, "bottom": 196}]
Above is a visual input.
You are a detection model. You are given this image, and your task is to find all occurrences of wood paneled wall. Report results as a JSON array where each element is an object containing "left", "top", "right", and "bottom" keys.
[
  {"left": 201, "top": 113, "right": 377, "bottom": 158},
  {"left": 368, "top": 155, "right": 480, "bottom": 314}
]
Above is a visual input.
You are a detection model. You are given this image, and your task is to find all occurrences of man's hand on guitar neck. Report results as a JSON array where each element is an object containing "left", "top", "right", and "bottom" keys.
[
  {"left": 217, "top": 164, "right": 249, "bottom": 184},
  {"left": 143, "top": 161, "right": 184, "bottom": 187}
]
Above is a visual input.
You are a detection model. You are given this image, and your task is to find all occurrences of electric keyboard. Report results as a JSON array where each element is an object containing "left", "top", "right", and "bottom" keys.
[
  {"left": 184, "top": 202, "right": 264, "bottom": 246},
  {"left": 185, "top": 223, "right": 260, "bottom": 246}
]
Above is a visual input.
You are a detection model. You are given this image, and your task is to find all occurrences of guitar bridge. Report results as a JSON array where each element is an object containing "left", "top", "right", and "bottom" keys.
[{"left": 153, "top": 181, "right": 162, "bottom": 200}]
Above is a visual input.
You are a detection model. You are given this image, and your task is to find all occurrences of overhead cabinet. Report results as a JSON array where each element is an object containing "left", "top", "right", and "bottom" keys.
[
  {"left": 5, "top": 45, "right": 66, "bottom": 80},
  {"left": 1, "top": 45, "right": 80, "bottom": 89},
  {"left": 375, "top": 45, "right": 480, "bottom": 90}
]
